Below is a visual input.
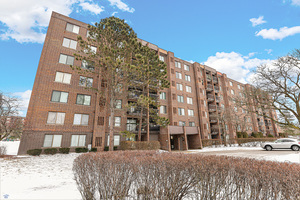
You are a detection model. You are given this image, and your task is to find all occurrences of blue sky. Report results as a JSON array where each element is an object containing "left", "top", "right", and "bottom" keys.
[{"left": 0, "top": 0, "right": 300, "bottom": 116}]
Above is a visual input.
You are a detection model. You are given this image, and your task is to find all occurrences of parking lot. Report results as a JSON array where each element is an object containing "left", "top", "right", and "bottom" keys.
[{"left": 188, "top": 147, "right": 300, "bottom": 163}]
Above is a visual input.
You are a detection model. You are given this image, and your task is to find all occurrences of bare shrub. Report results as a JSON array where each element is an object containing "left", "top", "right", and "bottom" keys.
[
  {"left": 0, "top": 145, "right": 7, "bottom": 155},
  {"left": 73, "top": 151, "right": 300, "bottom": 200}
]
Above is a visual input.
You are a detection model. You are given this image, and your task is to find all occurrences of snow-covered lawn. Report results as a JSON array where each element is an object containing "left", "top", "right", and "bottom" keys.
[{"left": 0, "top": 141, "right": 299, "bottom": 199}]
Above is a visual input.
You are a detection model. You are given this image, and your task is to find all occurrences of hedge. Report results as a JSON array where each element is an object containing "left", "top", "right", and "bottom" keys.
[
  {"left": 27, "top": 149, "right": 42, "bottom": 156},
  {"left": 73, "top": 151, "right": 300, "bottom": 200},
  {"left": 120, "top": 141, "right": 160, "bottom": 150},
  {"left": 104, "top": 146, "right": 118, "bottom": 151},
  {"left": 89, "top": 148, "right": 97, "bottom": 152},
  {"left": 75, "top": 148, "right": 88, "bottom": 153},
  {"left": 59, "top": 148, "right": 70, "bottom": 154},
  {"left": 44, "top": 148, "right": 58, "bottom": 155}
]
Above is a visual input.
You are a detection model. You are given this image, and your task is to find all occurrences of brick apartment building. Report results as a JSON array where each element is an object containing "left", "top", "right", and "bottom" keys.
[{"left": 18, "top": 12, "right": 280, "bottom": 154}]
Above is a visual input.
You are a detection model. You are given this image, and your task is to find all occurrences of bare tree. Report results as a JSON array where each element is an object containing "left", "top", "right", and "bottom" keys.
[
  {"left": 0, "top": 92, "right": 23, "bottom": 141},
  {"left": 236, "top": 49, "right": 300, "bottom": 131}
]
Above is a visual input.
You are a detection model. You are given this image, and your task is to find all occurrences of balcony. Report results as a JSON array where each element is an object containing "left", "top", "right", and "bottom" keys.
[
  {"left": 208, "top": 105, "right": 216, "bottom": 112},
  {"left": 149, "top": 93, "right": 158, "bottom": 99},
  {"left": 258, "top": 122, "right": 264, "bottom": 126},
  {"left": 213, "top": 77, "right": 218, "bottom": 83},
  {"left": 215, "top": 96, "right": 220, "bottom": 102},
  {"left": 210, "top": 118, "right": 218, "bottom": 123},
  {"left": 207, "top": 94, "right": 214, "bottom": 102},
  {"left": 207, "top": 84, "right": 213, "bottom": 91},
  {"left": 211, "top": 129, "right": 219, "bottom": 135},
  {"left": 128, "top": 91, "right": 142, "bottom": 99},
  {"left": 206, "top": 75, "right": 212, "bottom": 82},
  {"left": 214, "top": 86, "right": 219, "bottom": 92},
  {"left": 127, "top": 107, "right": 146, "bottom": 116}
]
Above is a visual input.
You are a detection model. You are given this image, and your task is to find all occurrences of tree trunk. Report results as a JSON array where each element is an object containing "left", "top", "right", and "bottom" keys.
[
  {"left": 138, "top": 106, "right": 143, "bottom": 141},
  {"left": 146, "top": 85, "right": 150, "bottom": 141}
]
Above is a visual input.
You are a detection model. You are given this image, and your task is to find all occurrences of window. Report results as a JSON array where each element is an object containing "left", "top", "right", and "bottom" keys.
[
  {"left": 47, "top": 112, "right": 65, "bottom": 124},
  {"left": 187, "top": 97, "right": 193, "bottom": 104},
  {"left": 115, "top": 100, "right": 122, "bottom": 109},
  {"left": 107, "top": 135, "right": 120, "bottom": 146},
  {"left": 178, "top": 108, "right": 185, "bottom": 116},
  {"left": 242, "top": 108, "right": 245, "bottom": 113},
  {"left": 159, "top": 55, "right": 165, "bottom": 62},
  {"left": 84, "top": 45, "right": 97, "bottom": 54},
  {"left": 206, "top": 123, "right": 209, "bottom": 129},
  {"left": 160, "top": 105, "right": 167, "bottom": 114},
  {"left": 204, "top": 100, "right": 206, "bottom": 107},
  {"left": 188, "top": 109, "right": 194, "bottom": 116},
  {"left": 71, "top": 135, "right": 86, "bottom": 147},
  {"left": 231, "top": 89, "right": 235, "bottom": 95},
  {"left": 205, "top": 111, "right": 207, "bottom": 118},
  {"left": 79, "top": 76, "right": 93, "bottom": 87},
  {"left": 59, "top": 54, "right": 74, "bottom": 65},
  {"left": 73, "top": 114, "right": 89, "bottom": 125},
  {"left": 238, "top": 85, "right": 241, "bottom": 89},
  {"left": 229, "top": 81, "right": 233, "bottom": 86},
  {"left": 237, "top": 125, "right": 241, "bottom": 131},
  {"left": 202, "top": 89, "right": 205, "bottom": 95},
  {"left": 221, "top": 104, "right": 225, "bottom": 109},
  {"left": 184, "top": 64, "right": 190, "bottom": 71},
  {"left": 234, "top": 107, "right": 238, "bottom": 112},
  {"left": 51, "top": 91, "right": 68, "bottom": 103},
  {"left": 160, "top": 92, "right": 166, "bottom": 100},
  {"left": 176, "top": 83, "right": 183, "bottom": 91},
  {"left": 62, "top": 38, "right": 77, "bottom": 49},
  {"left": 179, "top": 121, "right": 186, "bottom": 126},
  {"left": 185, "top": 75, "right": 191, "bottom": 82},
  {"left": 186, "top": 86, "right": 192, "bottom": 93},
  {"left": 43, "top": 135, "right": 62, "bottom": 147},
  {"left": 81, "top": 60, "right": 94, "bottom": 70},
  {"left": 115, "top": 117, "right": 121, "bottom": 127},
  {"left": 176, "top": 72, "right": 182, "bottom": 79},
  {"left": 248, "top": 117, "right": 251, "bottom": 123},
  {"left": 55, "top": 72, "right": 71, "bottom": 84},
  {"left": 225, "top": 124, "right": 228, "bottom": 130},
  {"left": 189, "top": 122, "right": 195, "bottom": 126},
  {"left": 249, "top": 126, "right": 253, "bottom": 131},
  {"left": 76, "top": 94, "right": 91, "bottom": 106},
  {"left": 115, "top": 83, "right": 123, "bottom": 93},
  {"left": 175, "top": 61, "right": 181, "bottom": 68},
  {"left": 127, "top": 119, "right": 137, "bottom": 132},
  {"left": 177, "top": 95, "right": 184, "bottom": 103},
  {"left": 66, "top": 23, "right": 79, "bottom": 34},
  {"left": 220, "top": 86, "right": 222, "bottom": 91}
]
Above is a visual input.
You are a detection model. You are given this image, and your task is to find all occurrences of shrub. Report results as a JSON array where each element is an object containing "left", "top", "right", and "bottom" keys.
[
  {"left": 120, "top": 141, "right": 161, "bottom": 150},
  {"left": 73, "top": 151, "right": 300, "bottom": 200},
  {"left": 279, "top": 132, "right": 288, "bottom": 137},
  {"left": 0, "top": 146, "right": 7, "bottom": 156},
  {"left": 267, "top": 134, "right": 274, "bottom": 137},
  {"left": 201, "top": 139, "right": 222, "bottom": 147},
  {"left": 236, "top": 132, "right": 243, "bottom": 138},
  {"left": 59, "top": 148, "right": 70, "bottom": 154},
  {"left": 75, "top": 148, "right": 88, "bottom": 153},
  {"left": 27, "top": 149, "right": 42, "bottom": 156},
  {"left": 44, "top": 148, "right": 58, "bottom": 155},
  {"left": 104, "top": 146, "right": 117, "bottom": 151},
  {"left": 242, "top": 132, "right": 248, "bottom": 138},
  {"left": 257, "top": 132, "right": 264, "bottom": 138},
  {"left": 89, "top": 148, "right": 97, "bottom": 152}
]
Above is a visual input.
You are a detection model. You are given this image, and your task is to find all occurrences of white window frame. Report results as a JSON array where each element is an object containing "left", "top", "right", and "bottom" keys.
[
  {"left": 59, "top": 54, "right": 74, "bottom": 65},
  {"left": 73, "top": 114, "right": 89, "bottom": 125},
  {"left": 176, "top": 83, "right": 183, "bottom": 91},
  {"left": 159, "top": 55, "right": 165, "bottom": 62},
  {"left": 47, "top": 112, "right": 65, "bottom": 125},
  {"left": 160, "top": 92, "right": 166, "bottom": 100},
  {"left": 79, "top": 76, "right": 93, "bottom": 87},
  {"left": 186, "top": 86, "right": 192, "bottom": 93},
  {"left": 51, "top": 91, "right": 68, "bottom": 103},
  {"left": 179, "top": 121, "right": 186, "bottom": 126},
  {"left": 115, "top": 117, "right": 121, "bottom": 127},
  {"left": 230, "top": 81, "right": 233, "bottom": 86},
  {"left": 187, "top": 97, "right": 193, "bottom": 104},
  {"left": 177, "top": 95, "right": 184, "bottom": 103},
  {"left": 175, "top": 61, "right": 181, "bottom": 68},
  {"left": 231, "top": 89, "right": 235, "bottom": 95},
  {"left": 107, "top": 135, "right": 120, "bottom": 146},
  {"left": 188, "top": 109, "right": 194, "bottom": 116},
  {"left": 43, "top": 135, "right": 62, "bottom": 147},
  {"left": 66, "top": 23, "right": 79, "bottom": 34},
  {"left": 189, "top": 122, "right": 195, "bottom": 127},
  {"left": 184, "top": 64, "right": 190, "bottom": 71},
  {"left": 62, "top": 38, "right": 77, "bottom": 50},
  {"left": 115, "top": 100, "right": 122, "bottom": 109},
  {"left": 185, "top": 75, "right": 191, "bottom": 82},
  {"left": 160, "top": 105, "right": 167, "bottom": 114},
  {"left": 71, "top": 135, "right": 86, "bottom": 147},
  {"left": 76, "top": 94, "right": 91, "bottom": 106},
  {"left": 55, "top": 72, "right": 71, "bottom": 84},
  {"left": 178, "top": 108, "right": 185, "bottom": 116},
  {"left": 176, "top": 72, "right": 182, "bottom": 79}
]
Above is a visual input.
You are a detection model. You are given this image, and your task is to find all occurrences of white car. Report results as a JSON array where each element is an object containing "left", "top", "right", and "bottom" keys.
[{"left": 262, "top": 138, "right": 300, "bottom": 151}]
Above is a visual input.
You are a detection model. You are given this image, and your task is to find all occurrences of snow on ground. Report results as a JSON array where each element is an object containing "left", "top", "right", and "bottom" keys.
[
  {"left": 0, "top": 141, "right": 299, "bottom": 199},
  {"left": 0, "top": 141, "right": 20, "bottom": 155}
]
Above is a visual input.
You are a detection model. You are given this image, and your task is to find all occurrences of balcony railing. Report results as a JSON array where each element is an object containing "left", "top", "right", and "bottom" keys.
[
  {"left": 207, "top": 94, "right": 214, "bottom": 101},
  {"left": 215, "top": 96, "right": 220, "bottom": 102},
  {"left": 207, "top": 84, "right": 213, "bottom": 91},
  {"left": 214, "top": 86, "right": 219, "bottom": 92},
  {"left": 210, "top": 118, "right": 218, "bottom": 123},
  {"left": 128, "top": 91, "right": 142, "bottom": 99},
  {"left": 208, "top": 105, "right": 216, "bottom": 112},
  {"left": 213, "top": 77, "right": 218, "bottom": 83},
  {"left": 207, "top": 76, "right": 212, "bottom": 81}
]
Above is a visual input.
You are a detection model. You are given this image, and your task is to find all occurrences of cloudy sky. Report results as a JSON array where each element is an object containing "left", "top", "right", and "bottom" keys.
[{"left": 0, "top": 0, "right": 299, "bottom": 116}]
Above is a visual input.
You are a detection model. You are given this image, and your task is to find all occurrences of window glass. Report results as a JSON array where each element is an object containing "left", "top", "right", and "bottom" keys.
[
  {"left": 63, "top": 73, "right": 71, "bottom": 84},
  {"left": 43, "top": 135, "right": 53, "bottom": 147},
  {"left": 189, "top": 122, "right": 195, "bottom": 126},
  {"left": 160, "top": 105, "right": 167, "bottom": 114},
  {"left": 115, "top": 100, "right": 122, "bottom": 109},
  {"left": 56, "top": 113, "right": 65, "bottom": 124},
  {"left": 47, "top": 112, "right": 57, "bottom": 124},
  {"left": 185, "top": 75, "right": 191, "bottom": 82},
  {"left": 71, "top": 135, "right": 79, "bottom": 146},
  {"left": 69, "top": 40, "right": 77, "bottom": 49},
  {"left": 66, "top": 56, "right": 74, "bottom": 65},
  {"left": 78, "top": 135, "right": 86, "bottom": 146},
  {"left": 187, "top": 97, "right": 193, "bottom": 104},
  {"left": 186, "top": 86, "right": 192, "bottom": 93},
  {"left": 176, "top": 83, "right": 183, "bottom": 91},
  {"left": 184, "top": 64, "right": 190, "bottom": 71},
  {"left": 60, "top": 92, "right": 68, "bottom": 103},
  {"left": 55, "top": 72, "right": 63, "bottom": 82},
  {"left": 81, "top": 60, "right": 94, "bottom": 70},
  {"left": 52, "top": 135, "right": 62, "bottom": 147},
  {"left": 82, "top": 114, "right": 89, "bottom": 125},
  {"left": 51, "top": 91, "right": 61, "bottom": 102},
  {"left": 73, "top": 114, "right": 81, "bottom": 125},
  {"left": 115, "top": 117, "right": 121, "bottom": 127},
  {"left": 160, "top": 92, "right": 166, "bottom": 100},
  {"left": 59, "top": 54, "right": 67, "bottom": 64},
  {"left": 107, "top": 135, "right": 121, "bottom": 146},
  {"left": 87, "top": 78, "right": 93, "bottom": 87},
  {"left": 84, "top": 95, "right": 91, "bottom": 105}
]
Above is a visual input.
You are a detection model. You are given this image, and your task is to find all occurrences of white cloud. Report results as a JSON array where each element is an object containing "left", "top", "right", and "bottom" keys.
[
  {"left": 112, "top": 11, "right": 118, "bottom": 16},
  {"left": 203, "top": 52, "right": 272, "bottom": 83},
  {"left": 0, "top": 0, "right": 104, "bottom": 43},
  {"left": 255, "top": 26, "right": 300, "bottom": 40},
  {"left": 108, "top": 0, "right": 135, "bottom": 13},
  {"left": 250, "top": 16, "right": 267, "bottom": 27},
  {"left": 265, "top": 49, "right": 273, "bottom": 55},
  {"left": 13, "top": 90, "right": 32, "bottom": 116},
  {"left": 79, "top": 2, "right": 104, "bottom": 15},
  {"left": 290, "top": 0, "right": 300, "bottom": 6}
]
